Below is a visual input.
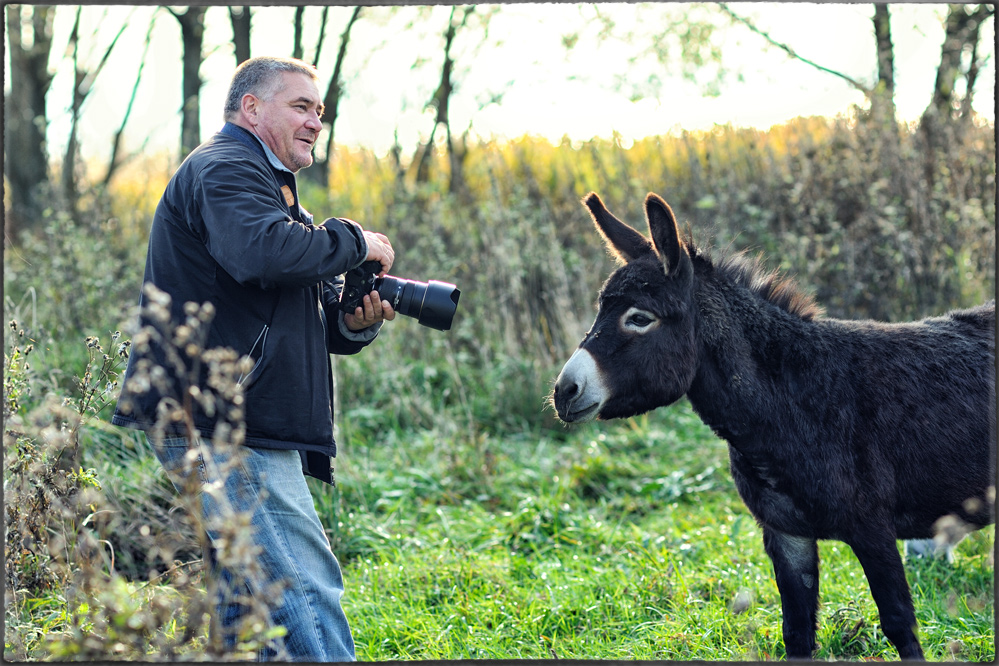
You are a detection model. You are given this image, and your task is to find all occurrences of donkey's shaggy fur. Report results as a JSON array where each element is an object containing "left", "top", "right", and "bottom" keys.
[
  {"left": 553, "top": 191, "right": 995, "bottom": 660},
  {"left": 712, "top": 250, "right": 824, "bottom": 321}
]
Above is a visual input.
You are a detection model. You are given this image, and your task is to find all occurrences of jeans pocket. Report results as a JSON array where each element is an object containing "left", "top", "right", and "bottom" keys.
[{"left": 152, "top": 435, "right": 209, "bottom": 490}]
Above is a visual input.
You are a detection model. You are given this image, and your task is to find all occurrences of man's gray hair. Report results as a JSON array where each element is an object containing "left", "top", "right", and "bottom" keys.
[{"left": 223, "top": 56, "right": 320, "bottom": 121}]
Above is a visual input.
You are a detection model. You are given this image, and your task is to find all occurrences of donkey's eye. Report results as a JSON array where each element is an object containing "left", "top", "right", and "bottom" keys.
[
  {"left": 622, "top": 308, "right": 658, "bottom": 332},
  {"left": 629, "top": 313, "right": 653, "bottom": 326}
]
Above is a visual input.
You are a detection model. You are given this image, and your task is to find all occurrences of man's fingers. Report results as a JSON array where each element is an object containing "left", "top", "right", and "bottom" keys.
[
  {"left": 344, "top": 291, "right": 395, "bottom": 331},
  {"left": 363, "top": 230, "right": 395, "bottom": 274},
  {"left": 380, "top": 300, "right": 396, "bottom": 321},
  {"left": 367, "top": 291, "right": 383, "bottom": 319}
]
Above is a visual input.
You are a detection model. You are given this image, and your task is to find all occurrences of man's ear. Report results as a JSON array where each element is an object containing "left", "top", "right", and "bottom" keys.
[{"left": 240, "top": 93, "right": 260, "bottom": 126}]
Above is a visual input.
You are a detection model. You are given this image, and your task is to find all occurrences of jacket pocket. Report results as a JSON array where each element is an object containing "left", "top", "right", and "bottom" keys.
[{"left": 237, "top": 324, "right": 269, "bottom": 389}]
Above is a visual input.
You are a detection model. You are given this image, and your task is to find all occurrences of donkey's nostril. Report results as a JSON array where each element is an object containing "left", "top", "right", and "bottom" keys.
[{"left": 558, "top": 379, "right": 579, "bottom": 401}]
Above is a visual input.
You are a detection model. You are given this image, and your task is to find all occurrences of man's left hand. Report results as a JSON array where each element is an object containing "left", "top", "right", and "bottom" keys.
[{"left": 344, "top": 290, "right": 396, "bottom": 330}]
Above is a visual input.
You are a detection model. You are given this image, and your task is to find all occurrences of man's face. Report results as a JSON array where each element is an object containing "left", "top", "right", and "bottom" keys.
[{"left": 249, "top": 72, "right": 324, "bottom": 172}]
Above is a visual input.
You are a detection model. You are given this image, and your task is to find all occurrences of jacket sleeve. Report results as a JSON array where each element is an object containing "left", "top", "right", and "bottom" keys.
[
  {"left": 191, "top": 157, "right": 368, "bottom": 289},
  {"left": 321, "top": 278, "right": 381, "bottom": 355}
]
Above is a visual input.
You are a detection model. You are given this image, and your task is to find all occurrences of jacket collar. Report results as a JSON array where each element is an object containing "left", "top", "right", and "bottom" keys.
[{"left": 220, "top": 122, "right": 294, "bottom": 175}]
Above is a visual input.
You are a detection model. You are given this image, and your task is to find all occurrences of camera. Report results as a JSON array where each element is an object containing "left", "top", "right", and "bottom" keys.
[{"left": 339, "top": 260, "right": 460, "bottom": 331}]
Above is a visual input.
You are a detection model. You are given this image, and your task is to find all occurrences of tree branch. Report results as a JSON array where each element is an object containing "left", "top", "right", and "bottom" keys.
[
  {"left": 717, "top": 2, "right": 872, "bottom": 96},
  {"left": 312, "top": 6, "right": 330, "bottom": 68},
  {"left": 104, "top": 8, "right": 158, "bottom": 187}
]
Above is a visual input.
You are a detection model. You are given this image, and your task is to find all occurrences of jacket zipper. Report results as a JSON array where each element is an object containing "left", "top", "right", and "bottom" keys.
[{"left": 237, "top": 324, "right": 269, "bottom": 387}]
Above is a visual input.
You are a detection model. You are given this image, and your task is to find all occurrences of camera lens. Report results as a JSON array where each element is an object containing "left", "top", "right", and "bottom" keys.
[
  {"left": 374, "top": 276, "right": 460, "bottom": 331},
  {"left": 372, "top": 276, "right": 405, "bottom": 310}
]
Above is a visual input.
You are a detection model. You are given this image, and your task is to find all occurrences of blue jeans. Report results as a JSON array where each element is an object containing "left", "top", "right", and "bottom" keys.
[{"left": 151, "top": 435, "right": 356, "bottom": 662}]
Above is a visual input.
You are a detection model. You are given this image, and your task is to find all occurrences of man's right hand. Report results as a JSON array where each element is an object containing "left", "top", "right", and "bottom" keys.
[{"left": 363, "top": 230, "right": 394, "bottom": 276}]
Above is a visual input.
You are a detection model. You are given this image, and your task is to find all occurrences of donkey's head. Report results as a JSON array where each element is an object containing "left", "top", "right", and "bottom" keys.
[{"left": 553, "top": 192, "right": 698, "bottom": 422}]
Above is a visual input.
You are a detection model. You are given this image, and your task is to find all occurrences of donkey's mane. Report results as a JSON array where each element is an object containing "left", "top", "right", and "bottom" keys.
[{"left": 687, "top": 240, "right": 824, "bottom": 321}]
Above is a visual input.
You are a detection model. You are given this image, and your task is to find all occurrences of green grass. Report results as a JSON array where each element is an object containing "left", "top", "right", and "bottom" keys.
[{"left": 306, "top": 401, "right": 995, "bottom": 661}]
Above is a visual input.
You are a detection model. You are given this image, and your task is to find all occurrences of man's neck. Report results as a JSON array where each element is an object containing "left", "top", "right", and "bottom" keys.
[{"left": 221, "top": 121, "right": 294, "bottom": 175}]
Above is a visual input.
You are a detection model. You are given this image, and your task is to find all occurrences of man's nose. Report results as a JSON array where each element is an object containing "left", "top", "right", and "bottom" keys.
[{"left": 305, "top": 110, "right": 322, "bottom": 130}]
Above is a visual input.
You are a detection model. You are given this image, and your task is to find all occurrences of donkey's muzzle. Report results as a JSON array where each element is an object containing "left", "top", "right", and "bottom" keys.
[{"left": 553, "top": 349, "right": 605, "bottom": 423}]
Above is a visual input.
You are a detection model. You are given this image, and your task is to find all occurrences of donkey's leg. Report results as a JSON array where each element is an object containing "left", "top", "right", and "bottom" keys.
[
  {"left": 763, "top": 527, "right": 819, "bottom": 659},
  {"left": 847, "top": 534, "right": 924, "bottom": 660}
]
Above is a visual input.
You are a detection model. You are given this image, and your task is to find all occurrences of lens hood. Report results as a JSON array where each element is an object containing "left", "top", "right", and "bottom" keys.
[{"left": 416, "top": 280, "right": 461, "bottom": 331}]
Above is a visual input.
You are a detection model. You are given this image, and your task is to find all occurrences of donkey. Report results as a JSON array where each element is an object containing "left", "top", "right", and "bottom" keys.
[{"left": 552, "top": 191, "right": 995, "bottom": 660}]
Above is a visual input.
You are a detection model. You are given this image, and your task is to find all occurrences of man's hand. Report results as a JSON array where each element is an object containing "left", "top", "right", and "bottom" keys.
[
  {"left": 344, "top": 290, "right": 396, "bottom": 331},
  {"left": 363, "top": 231, "right": 394, "bottom": 276}
]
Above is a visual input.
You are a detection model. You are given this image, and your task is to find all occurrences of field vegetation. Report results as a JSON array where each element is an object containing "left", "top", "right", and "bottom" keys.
[{"left": 4, "top": 112, "right": 995, "bottom": 660}]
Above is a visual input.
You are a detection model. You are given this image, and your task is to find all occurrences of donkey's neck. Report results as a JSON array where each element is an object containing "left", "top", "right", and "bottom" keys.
[{"left": 685, "top": 270, "right": 818, "bottom": 449}]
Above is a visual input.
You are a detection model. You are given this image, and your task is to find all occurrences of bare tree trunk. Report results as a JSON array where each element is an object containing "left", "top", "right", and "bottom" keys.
[
  {"left": 171, "top": 7, "right": 207, "bottom": 159},
  {"left": 871, "top": 4, "right": 896, "bottom": 129},
  {"left": 920, "top": 4, "right": 993, "bottom": 160},
  {"left": 438, "top": 14, "right": 458, "bottom": 193},
  {"left": 303, "top": 6, "right": 363, "bottom": 187},
  {"left": 312, "top": 7, "right": 331, "bottom": 68},
  {"left": 867, "top": 2, "right": 905, "bottom": 195},
  {"left": 926, "top": 4, "right": 992, "bottom": 121},
  {"left": 413, "top": 6, "right": 475, "bottom": 191},
  {"left": 293, "top": 7, "right": 305, "bottom": 60},
  {"left": 389, "top": 130, "right": 406, "bottom": 186},
  {"left": 412, "top": 123, "right": 438, "bottom": 186},
  {"left": 958, "top": 36, "right": 982, "bottom": 122},
  {"left": 4, "top": 5, "right": 55, "bottom": 240},
  {"left": 229, "top": 6, "right": 252, "bottom": 65},
  {"left": 63, "top": 8, "right": 85, "bottom": 224}
]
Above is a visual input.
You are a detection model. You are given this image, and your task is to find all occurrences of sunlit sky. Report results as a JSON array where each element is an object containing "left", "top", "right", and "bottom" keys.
[{"left": 16, "top": 3, "right": 998, "bottom": 164}]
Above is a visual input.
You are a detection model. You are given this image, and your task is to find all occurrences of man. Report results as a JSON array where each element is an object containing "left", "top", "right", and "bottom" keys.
[{"left": 112, "top": 56, "right": 394, "bottom": 660}]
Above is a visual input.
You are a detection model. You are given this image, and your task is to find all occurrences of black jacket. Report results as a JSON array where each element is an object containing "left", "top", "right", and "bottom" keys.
[{"left": 112, "top": 123, "right": 376, "bottom": 484}]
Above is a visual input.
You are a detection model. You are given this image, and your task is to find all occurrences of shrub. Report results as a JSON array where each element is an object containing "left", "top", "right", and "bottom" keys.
[{"left": 2, "top": 302, "right": 288, "bottom": 660}]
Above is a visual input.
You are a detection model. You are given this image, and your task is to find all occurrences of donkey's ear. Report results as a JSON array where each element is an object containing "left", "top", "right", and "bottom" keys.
[
  {"left": 583, "top": 192, "right": 655, "bottom": 264},
  {"left": 645, "top": 193, "right": 686, "bottom": 275}
]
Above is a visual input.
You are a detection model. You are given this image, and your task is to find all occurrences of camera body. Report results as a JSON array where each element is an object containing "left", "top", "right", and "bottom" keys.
[{"left": 339, "top": 260, "right": 460, "bottom": 331}]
